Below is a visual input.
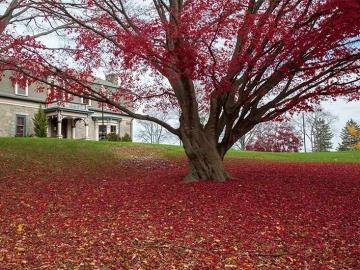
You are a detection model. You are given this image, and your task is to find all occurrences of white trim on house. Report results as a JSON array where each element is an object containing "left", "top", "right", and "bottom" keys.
[
  {"left": 14, "top": 81, "right": 29, "bottom": 97},
  {"left": 0, "top": 97, "right": 40, "bottom": 109}
]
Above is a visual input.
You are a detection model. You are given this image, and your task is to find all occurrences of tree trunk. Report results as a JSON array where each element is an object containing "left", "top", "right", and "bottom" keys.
[{"left": 181, "top": 130, "right": 229, "bottom": 182}]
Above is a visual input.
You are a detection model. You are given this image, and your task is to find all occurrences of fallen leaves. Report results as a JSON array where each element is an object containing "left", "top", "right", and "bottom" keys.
[{"left": 0, "top": 157, "right": 359, "bottom": 269}]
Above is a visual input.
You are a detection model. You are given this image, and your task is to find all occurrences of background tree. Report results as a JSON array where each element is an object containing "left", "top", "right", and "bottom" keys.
[
  {"left": 347, "top": 123, "right": 360, "bottom": 150},
  {"left": 313, "top": 118, "right": 333, "bottom": 152},
  {"left": 234, "top": 126, "right": 260, "bottom": 151},
  {"left": 338, "top": 119, "right": 360, "bottom": 151},
  {"left": 137, "top": 111, "right": 173, "bottom": 144},
  {"left": 293, "top": 108, "right": 336, "bottom": 152},
  {"left": 5, "top": 0, "right": 360, "bottom": 181},
  {"left": 246, "top": 121, "right": 302, "bottom": 152},
  {"left": 32, "top": 106, "right": 47, "bottom": 137}
]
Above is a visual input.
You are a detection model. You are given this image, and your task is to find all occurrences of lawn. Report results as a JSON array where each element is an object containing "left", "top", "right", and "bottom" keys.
[{"left": 0, "top": 138, "right": 359, "bottom": 269}]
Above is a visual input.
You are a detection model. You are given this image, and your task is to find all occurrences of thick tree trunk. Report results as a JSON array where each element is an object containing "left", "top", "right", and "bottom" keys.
[{"left": 181, "top": 131, "right": 229, "bottom": 182}]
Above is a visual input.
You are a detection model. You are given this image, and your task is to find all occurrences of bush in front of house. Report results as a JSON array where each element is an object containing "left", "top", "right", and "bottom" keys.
[
  {"left": 106, "top": 132, "right": 121, "bottom": 141},
  {"left": 121, "top": 133, "right": 132, "bottom": 142},
  {"left": 33, "top": 106, "right": 48, "bottom": 137},
  {"left": 106, "top": 132, "right": 132, "bottom": 142}
]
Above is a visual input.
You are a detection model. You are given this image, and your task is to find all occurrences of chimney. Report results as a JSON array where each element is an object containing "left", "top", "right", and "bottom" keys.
[{"left": 105, "top": 74, "right": 120, "bottom": 86}]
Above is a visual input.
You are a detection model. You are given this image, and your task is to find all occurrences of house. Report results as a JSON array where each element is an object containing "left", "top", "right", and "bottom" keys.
[{"left": 0, "top": 71, "right": 134, "bottom": 140}]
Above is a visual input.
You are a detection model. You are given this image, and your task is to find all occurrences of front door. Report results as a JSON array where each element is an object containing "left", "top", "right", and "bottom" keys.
[
  {"left": 62, "top": 119, "right": 68, "bottom": 139},
  {"left": 98, "top": 125, "right": 107, "bottom": 140}
]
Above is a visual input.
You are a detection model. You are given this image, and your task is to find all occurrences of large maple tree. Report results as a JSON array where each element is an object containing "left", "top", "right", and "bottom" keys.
[{"left": 4, "top": 0, "right": 360, "bottom": 181}]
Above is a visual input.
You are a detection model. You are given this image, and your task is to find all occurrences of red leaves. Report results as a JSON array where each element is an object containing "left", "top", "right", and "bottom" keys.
[{"left": 0, "top": 155, "right": 360, "bottom": 269}]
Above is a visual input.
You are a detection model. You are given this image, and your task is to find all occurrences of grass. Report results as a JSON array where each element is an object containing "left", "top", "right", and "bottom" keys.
[{"left": 0, "top": 137, "right": 359, "bottom": 164}]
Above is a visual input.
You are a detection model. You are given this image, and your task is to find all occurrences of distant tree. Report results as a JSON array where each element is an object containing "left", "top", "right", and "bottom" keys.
[
  {"left": 32, "top": 106, "right": 47, "bottom": 137},
  {"left": 313, "top": 118, "right": 333, "bottom": 152},
  {"left": 137, "top": 111, "right": 172, "bottom": 144},
  {"left": 347, "top": 124, "right": 360, "bottom": 150},
  {"left": 293, "top": 108, "right": 336, "bottom": 152},
  {"left": 246, "top": 122, "right": 302, "bottom": 152},
  {"left": 234, "top": 125, "right": 260, "bottom": 150},
  {"left": 338, "top": 119, "right": 360, "bottom": 151}
]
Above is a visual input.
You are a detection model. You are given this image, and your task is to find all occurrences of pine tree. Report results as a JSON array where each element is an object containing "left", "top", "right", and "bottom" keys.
[
  {"left": 313, "top": 118, "right": 333, "bottom": 152},
  {"left": 338, "top": 119, "right": 360, "bottom": 151},
  {"left": 33, "top": 106, "right": 48, "bottom": 137}
]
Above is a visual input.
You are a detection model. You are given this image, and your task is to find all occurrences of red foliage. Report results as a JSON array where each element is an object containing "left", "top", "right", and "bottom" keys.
[
  {"left": 246, "top": 122, "right": 302, "bottom": 152},
  {"left": 1, "top": 158, "right": 359, "bottom": 269}
]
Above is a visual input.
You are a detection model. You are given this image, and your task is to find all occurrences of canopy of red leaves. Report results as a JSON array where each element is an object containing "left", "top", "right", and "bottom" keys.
[{"left": 0, "top": 154, "right": 359, "bottom": 269}]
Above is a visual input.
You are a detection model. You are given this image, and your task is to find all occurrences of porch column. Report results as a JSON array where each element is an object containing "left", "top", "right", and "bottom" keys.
[
  {"left": 118, "top": 119, "right": 122, "bottom": 136},
  {"left": 71, "top": 119, "right": 76, "bottom": 139},
  {"left": 47, "top": 118, "right": 51, "bottom": 138},
  {"left": 95, "top": 122, "right": 99, "bottom": 141},
  {"left": 57, "top": 114, "right": 63, "bottom": 139},
  {"left": 85, "top": 117, "right": 90, "bottom": 140}
]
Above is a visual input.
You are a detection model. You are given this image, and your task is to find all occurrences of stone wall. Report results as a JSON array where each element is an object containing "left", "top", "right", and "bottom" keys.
[{"left": 0, "top": 100, "right": 40, "bottom": 137}]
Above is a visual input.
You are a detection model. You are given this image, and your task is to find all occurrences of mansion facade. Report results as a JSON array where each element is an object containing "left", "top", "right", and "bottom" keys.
[{"left": 0, "top": 71, "right": 133, "bottom": 140}]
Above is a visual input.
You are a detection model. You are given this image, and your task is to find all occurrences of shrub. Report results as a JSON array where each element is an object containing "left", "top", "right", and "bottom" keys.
[
  {"left": 121, "top": 133, "right": 132, "bottom": 142},
  {"left": 106, "top": 132, "right": 132, "bottom": 142},
  {"left": 33, "top": 106, "right": 47, "bottom": 137},
  {"left": 106, "top": 132, "right": 121, "bottom": 141}
]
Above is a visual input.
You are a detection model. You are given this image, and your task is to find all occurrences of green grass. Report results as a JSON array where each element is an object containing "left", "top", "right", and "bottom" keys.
[{"left": 0, "top": 137, "right": 359, "bottom": 165}]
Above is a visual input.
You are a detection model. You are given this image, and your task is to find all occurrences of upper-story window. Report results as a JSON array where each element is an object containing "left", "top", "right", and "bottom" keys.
[
  {"left": 15, "top": 82, "right": 28, "bottom": 96},
  {"left": 81, "top": 97, "right": 91, "bottom": 106}
]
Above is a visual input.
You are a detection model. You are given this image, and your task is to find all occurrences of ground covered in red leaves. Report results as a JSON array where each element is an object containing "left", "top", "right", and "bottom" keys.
[{"left": 1, "top": 149, "right": 360, "bottom": 269}]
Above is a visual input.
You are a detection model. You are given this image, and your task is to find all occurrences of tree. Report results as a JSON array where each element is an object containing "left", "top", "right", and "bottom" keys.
[
  {"left": 32, "top": 105, "right": 47, "bottom": 137},
  {"left": 347, "top": 123, "right": 360, "bottom": 150},
  {"left": 246, "top": 122, "right": 302, "bottom": 152},
  {"left": 234, "top": 125, "right": 261, "bottom": 151},
  {"left": 313, "top": 118, "right": 333, "bottom": 152},
  {"left": 137, "top": 111, "right": 173, "bottom": 144},
  {"left": 293, "top": 108, "right": 337, "bottom": 152},
  {"left": 338, "top": 119, "right": 360, "bottom": 151},
  {"left": 5, "top": 0, "right": 360, "bottom": 181}
]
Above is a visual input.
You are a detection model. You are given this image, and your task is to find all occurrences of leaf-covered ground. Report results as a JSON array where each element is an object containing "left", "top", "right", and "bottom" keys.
[{"left": 0, "top": 139, "right": 359, "bottom": 269}]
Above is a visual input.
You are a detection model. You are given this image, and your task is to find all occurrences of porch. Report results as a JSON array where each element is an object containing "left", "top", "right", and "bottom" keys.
[{"left": 44, "top": 101, "right": 93, "bottom": 140}]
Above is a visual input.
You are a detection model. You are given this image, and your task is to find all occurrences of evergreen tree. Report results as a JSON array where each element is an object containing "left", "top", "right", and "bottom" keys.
[
  {"left": 338, "top": 119, "right": 360, "bottom": 151},
  {"left": 33, "top": 106, "right": 48, "bottom": 137},
  {"left": 313, "top": 118, "right": 333, "bottom": 152}
]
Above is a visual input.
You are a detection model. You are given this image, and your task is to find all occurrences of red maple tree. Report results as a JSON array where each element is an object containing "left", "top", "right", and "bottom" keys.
[
  {"left": 3, "top": 0, "right": 360, "bottom": 181},
  {"left": 246, "top": 122, "right": 302, "bottom": 152}
]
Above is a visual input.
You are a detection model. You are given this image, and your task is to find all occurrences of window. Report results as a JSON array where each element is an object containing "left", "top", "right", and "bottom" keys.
[
  {"left": 48, "top": 86, "right": 69, "bottom": 102},
  {"left": 99, "top": 125, "right": 107, "bottom": 140},
  {"left": 15, "top": 82, "right": 28, "bottom": 96},
  {"left": 111, "top": 125, "right": 117, "bottom": 134},
  {"left": 15, "top": 115, "right": 26, "bottom": 137},
  {"left": 81, "top": 97, "right": 91, "bottom": 106}
]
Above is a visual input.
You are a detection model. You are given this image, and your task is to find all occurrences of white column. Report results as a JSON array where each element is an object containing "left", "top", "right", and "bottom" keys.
[
  {"left": 118, "top": 119, "right": 122, "bottom": 136},
  {"left": 47, "top": 119, "right": 51, "bottom": 138},
  {"left": 85, "top": 118, "right": 90, "bottom": 140},
  {"left": 106, "top": 124, "right": 111, "bottom": 134},
  {"left": 57, "top": 114, "right": 63, "bottom": 139},
  {"left": 71, "top": 119, "right": 76, "bottom": 139},
  {"left": 95, "top": 122, "right": 99, "bottom": 141}
]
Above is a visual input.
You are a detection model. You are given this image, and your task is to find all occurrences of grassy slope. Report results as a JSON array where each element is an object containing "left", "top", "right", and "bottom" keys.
[{"left": 0, "top": 137, "right": 359, "bottom": 164}]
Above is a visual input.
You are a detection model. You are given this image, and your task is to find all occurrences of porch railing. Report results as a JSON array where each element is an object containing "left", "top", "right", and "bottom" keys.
[{"left": 46, "top": 101, "right": 89, "bottom": 111}]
